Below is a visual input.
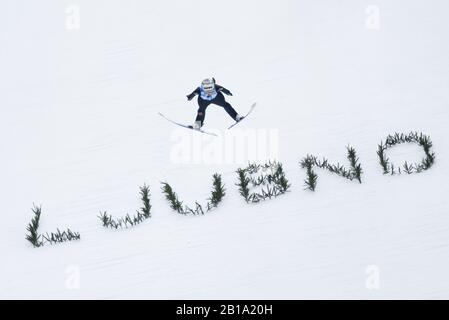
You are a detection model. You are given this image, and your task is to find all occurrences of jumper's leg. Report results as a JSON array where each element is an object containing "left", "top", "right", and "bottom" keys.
[
  {"left": 214, "top": 94, "right": 238, "bottom": 120},
  {"left": 195, "top": 98, "right": 210, "bottom": 127}
]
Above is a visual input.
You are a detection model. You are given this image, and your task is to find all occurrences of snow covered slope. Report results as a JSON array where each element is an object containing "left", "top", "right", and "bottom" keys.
[{"left": 1, "top": 0, "right": 449, "bottom": 299}]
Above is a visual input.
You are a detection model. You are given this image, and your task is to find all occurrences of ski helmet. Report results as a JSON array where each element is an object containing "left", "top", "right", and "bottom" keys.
[{"left": 201, "top": 78, "right": 215, "bottom": 94}]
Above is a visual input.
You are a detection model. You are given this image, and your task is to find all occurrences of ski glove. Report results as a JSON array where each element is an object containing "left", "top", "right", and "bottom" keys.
[{"left": 187, "top": 93, "right": 196, "bottom": 101}]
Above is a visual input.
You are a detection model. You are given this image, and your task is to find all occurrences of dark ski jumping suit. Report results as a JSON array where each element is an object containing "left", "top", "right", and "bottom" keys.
[{"left": 187, "top": 84, "right": 238, "bottom": 126}]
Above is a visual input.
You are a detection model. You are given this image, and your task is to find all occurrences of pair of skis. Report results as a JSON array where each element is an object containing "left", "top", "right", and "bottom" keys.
[{"left": 158, "top": 102, "right": 256, "bottom": 137}]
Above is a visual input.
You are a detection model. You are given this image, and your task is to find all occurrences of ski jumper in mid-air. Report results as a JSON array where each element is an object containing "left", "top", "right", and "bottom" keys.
[{"left": 187, "top": 78, "right": 243, "bottom": 130}]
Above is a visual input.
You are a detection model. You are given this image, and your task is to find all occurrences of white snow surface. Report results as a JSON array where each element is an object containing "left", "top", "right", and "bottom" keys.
[{"left": 1, "top": 0, "right": 449, "bottom": 299}]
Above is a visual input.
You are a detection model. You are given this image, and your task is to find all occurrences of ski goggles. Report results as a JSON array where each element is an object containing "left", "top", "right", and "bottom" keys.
[{"left": 202, "top": 85, "right": 215, "bottom": 93}]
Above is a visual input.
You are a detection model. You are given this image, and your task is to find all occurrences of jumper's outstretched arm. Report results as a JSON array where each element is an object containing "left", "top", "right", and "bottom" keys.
[
  {"left": 216, "top": 85, "right": 233, "bottom": 96},
  {"left": 187, "top": 87, "right": 200, "bottom": 101}
]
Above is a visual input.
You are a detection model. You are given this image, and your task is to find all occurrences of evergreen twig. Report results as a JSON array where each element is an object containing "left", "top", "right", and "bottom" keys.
[
  {"left": 25, "top": 204, "right": 43, "bottom": 248},
  {"left": 162, "top": 174, "right": 226, "bottom": 215},
  {"left": 236, "top": 161, "right": 290, "bottom": 203},
  {"left": 99, "top": 185, "right": 152, "bottom": 229},
  {"left": 26, "top": 204, "right": 80, "bottom": 247},
  {"left": 300, "top": 146, "right": 363, "bottom": 191},
  {"left": 377, "top": 132, "right": 436, "bottom": 175}
]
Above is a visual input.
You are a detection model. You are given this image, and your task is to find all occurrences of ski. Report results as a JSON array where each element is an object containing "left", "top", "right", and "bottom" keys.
[
  {"left": 158, "top": 112, "right": 218, "bottom": 136},
  {"left": 228, "top": 102, "right": 257, "bottom": 129}
]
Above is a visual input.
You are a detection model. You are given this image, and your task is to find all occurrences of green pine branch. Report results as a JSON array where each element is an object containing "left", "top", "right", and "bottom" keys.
[
  {"left": 99, "top": 184, "right": 152, "bottom": 229},
  {"left": 25, "top": 204, "right": 43, "bottom": 248},
  {"left": 26, "top": 204, "right": 80, "bottom": 247},
  {"left": 162, "top": 174, "right": 226, "bottom": 215},
  {"left": 236, "top": 161, "right": 291, "bottom": 202},
  {"left": 300, "top": 146, "right": 363, "bottom": 191},
  {"left": 377, "top": 132, "right": 436, "bottom": 175}
]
